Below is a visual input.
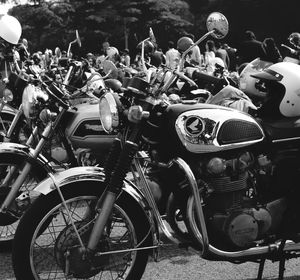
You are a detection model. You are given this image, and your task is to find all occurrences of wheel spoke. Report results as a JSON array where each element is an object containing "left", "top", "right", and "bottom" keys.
[
  {"left": 29, "top": 195, "right": 141, "bottom": 279},
  {"left": 0, "top": 159, "right": 40, "bottom": 243}
]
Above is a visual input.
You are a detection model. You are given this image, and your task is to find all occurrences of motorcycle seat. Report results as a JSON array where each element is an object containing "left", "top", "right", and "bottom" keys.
[{"left": 260, "top": 117, "right": 300, "bottom": 142}]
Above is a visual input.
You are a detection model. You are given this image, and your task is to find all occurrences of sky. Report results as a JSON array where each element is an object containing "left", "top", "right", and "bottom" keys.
[
  {"left": 0, "top": 3, "right": 12, "bottom": 14},
  {"left": 0, "top": 0, "right": 28, "bottom": 14}
]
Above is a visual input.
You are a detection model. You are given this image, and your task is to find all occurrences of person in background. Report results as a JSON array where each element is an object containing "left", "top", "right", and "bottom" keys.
[
  {"left": 165, "top": 40, "right": 180, "bottom": 70},
  {"left": 95, "top": 50, "right": 106, "bottom": 69},
  {"left": 204, "top": 40, "right": 216, "bottom": 66},
  {"left": 61, "top": 50, "right": 67, "bottom": 58},
  {"left": 215, "top": 41, "right": 230, "bottom": 69},
  {"left": 86, "top": 52, "right": 96, "bottom": 69},
  {"left": 156, "top": 48, "right": 166, "bottom": 65},
  {"left": 187, "top": 33, "right": 202, "bottom": 66},
  {"left": 44, "top": 49, "right": 54, "bottom": 70},
  {"left": 263, "top": 37, "right": 282, "bottom": 63},
  {"left": 18, "top": 38, "right": 30, "bottom": 63},
  {"left": 53, "top": 47, "right": 62, "bottom": 65},
  {"left": 237, "top": 30, "right": 267, "bottom": 65},
  {"left": 102, "top": 41, "right": 119, "bottom": 61},
  {"left": 223, "top": 43, "right": 238, "bottom": 71},
  {"left": 121, "top": 48, "right": 131, "bottom": 67}
]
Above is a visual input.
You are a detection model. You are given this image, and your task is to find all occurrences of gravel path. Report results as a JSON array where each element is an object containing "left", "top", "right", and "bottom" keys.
[{"left": 1, "top": 242, "right": 300, "bottom": 280}]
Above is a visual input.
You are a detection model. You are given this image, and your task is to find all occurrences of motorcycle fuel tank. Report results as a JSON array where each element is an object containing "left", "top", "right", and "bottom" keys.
[
  {"left": 65, "top": 101, "right": 115, "bottom": 152},
  {"left": 172, "top": 104, "right": 265, "bottom": 153}
]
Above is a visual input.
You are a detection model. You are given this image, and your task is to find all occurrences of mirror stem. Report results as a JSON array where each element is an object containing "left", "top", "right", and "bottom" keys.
[{"left": 180, "top": 30, "right": 216, "bottom": 71}]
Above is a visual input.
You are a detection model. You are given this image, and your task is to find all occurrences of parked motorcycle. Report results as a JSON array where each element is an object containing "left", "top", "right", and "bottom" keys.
[
  {"left": 0, "top": 66, "right": 119, "bottom": 246},
  {"left": 13, "top": 13, "right": 300, "bottom": 279},
  {"left": 7, "top": 12, "right": 272, "bottom": 280}
]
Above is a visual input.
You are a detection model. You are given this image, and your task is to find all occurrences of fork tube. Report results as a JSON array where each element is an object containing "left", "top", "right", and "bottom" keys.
[
  {"left": 4, "top": 105, "right": 23, "bottom": 141},
  {"left": 0, "top": 109, "right": 67, "bottom": 211},
  {"left": 0, "top": 123, "right": 53, "bottom": 211},
  {"left": 25, "top": 125, "right": 39, "bottom": 146},
  {"left": 1, "top": 124, "right": 39, "bottom": 188},
  {"left": 0, "top": 161, "right": 36, "bottom": 212},
  {"left": 87, "top": 127, "right": 140, "bottom": 251}
]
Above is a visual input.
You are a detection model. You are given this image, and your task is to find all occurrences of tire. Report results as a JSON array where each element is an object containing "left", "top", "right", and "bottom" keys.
[
  {"left": 0, "top": 153, "right": 46, "bottom": 249},
  {"left": 13, "top": 182, "right": 152, "bottom": 280}
]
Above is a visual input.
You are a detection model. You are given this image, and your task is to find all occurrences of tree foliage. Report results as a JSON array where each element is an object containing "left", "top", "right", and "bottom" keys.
[
  {"left": 4, "top": 0, "right": 300, "bottom": 54},
  {"left": 6, "top": 0, "right": 193, "bottom": 55}
]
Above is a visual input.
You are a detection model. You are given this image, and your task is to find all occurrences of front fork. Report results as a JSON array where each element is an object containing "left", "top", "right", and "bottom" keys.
[
  {"left": 4, "top": 104, "right": 23, "bottom": 142},
  {"left": 0, "top": 123, "right": 53, "bottom": 213},
  {"left": 87, "top": 139, "right": 139, "bottom": 251}
]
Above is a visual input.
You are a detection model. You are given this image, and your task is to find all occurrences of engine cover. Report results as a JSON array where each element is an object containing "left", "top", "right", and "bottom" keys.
[
  {"left": 210, "top": 207, "right": 272, "bottom": 248},
  {"left": 174, "top": 107, "right": 264, "bottom": 153}
]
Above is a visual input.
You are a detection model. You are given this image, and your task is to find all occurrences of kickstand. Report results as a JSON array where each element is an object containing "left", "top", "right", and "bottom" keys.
[
  {"left": 278, "top": 239, "right": 287, "bottom": 280},
  {"left": 256, "top": 258, "right": 266, "bottom": 280}
]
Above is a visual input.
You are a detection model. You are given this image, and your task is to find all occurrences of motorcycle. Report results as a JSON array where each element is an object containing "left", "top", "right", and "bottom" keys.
[
  {"left": 15, "top": 12, "right": 300, "bottom": 280},
  {"left": 5, "top": 12, "right": 266, "bottom": 280},
  {"left": 0, "top": 62, "right": 121, "bottom": 246}
]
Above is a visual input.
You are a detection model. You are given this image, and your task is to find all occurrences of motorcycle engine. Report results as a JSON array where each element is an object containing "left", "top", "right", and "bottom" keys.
[{"left": 202, "top": 152, "right": 278, "bottom": 249}]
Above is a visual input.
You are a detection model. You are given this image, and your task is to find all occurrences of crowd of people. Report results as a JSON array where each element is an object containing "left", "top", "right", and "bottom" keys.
[{"left": 2, "top": 28, "right": 299, "bottom": 84}]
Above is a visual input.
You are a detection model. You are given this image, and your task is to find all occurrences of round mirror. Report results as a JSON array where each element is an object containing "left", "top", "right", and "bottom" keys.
[
  {"left": 206, "top": 12, "right": 229, "bottom": 39},
  {"left": 75, "top": 30, "right": 82, "bottom": 48},
  {"left": 102, "top": 60, "right": 118, "bottom": 79}
]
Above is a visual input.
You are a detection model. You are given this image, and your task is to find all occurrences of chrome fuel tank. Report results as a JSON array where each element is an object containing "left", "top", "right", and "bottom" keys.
[
  {"left": 65, "top": 101, "right": 115, "bottom": 151},
  {"left": 174, "top": 105, "right": 265, "bottom": 153}
]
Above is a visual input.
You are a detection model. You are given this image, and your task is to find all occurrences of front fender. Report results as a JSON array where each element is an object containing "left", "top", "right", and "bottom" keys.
[
  {"left": 34, "top": 166, "right": 150, "bottom": 210},
  {"left": 0, "top": 142, "right": 54, "bottom": 175},
  {"left": 34, "top": 166, "right": 158, "bottom": 243}
]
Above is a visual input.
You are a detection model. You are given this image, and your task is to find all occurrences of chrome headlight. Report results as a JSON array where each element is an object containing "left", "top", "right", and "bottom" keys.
[
  {"left": 99, "top": 91, "right": 119, "bottom": 133},
  {"left": 22, "top": 84, "right": 48, "bottom": 119}
]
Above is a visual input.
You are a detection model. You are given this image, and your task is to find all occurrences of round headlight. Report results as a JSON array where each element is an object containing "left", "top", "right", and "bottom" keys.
[
  {"left": 22, "top": 84, "right": 36, "bottom": 119},
  {"left": 3, "top": 88, "right": 13, "bottom": 102},
  {"left": 22, "top": 85, "right": 48, "bottom": 119},
  {"left": 99, "top": 91, "right": 119, "bottom": 133}
]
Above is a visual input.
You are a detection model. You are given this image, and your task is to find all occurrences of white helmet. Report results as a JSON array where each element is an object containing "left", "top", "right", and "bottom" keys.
[
  {"left": 0, "top": 14, "right": 22, "bottom": 44},
  {"left": 251, "top": 62, "right": 300, "bottom": 117},
  {"left": 239, "top": 58, "right": 273, "bottom": 99}
]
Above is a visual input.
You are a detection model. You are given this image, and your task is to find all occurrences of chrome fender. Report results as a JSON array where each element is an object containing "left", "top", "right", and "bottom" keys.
[
  {"left": 34, "top": 166, "right": 157, "bottom": 244},
  {"left": 0, "top": 142, "right": 54, "bottom": 174},
  {"left": 35, "top": 166, "right": 150, "bottom": 209}
]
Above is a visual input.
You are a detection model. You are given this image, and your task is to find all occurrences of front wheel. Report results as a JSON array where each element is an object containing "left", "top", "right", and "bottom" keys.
[{"left": 13, "top": 183, "right": 152, "bottom": 280}]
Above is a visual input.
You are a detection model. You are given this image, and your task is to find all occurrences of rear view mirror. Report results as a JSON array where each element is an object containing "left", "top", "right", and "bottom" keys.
[{"left": 206, "top": 12, "right": 229, "bottom": 39}]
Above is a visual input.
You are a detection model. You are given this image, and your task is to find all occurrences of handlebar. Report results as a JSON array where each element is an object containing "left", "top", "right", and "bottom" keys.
[{"left": 173, "top": 69, "right": 198, "bottom": 87}]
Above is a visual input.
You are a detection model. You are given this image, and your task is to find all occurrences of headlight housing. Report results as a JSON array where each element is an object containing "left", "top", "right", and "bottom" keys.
[
  {"left": 99, "top": 91, "right": 120, "bottom": 133},
  {"left": 22, "top": 84, "right": 48, "bottom": 119}
]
